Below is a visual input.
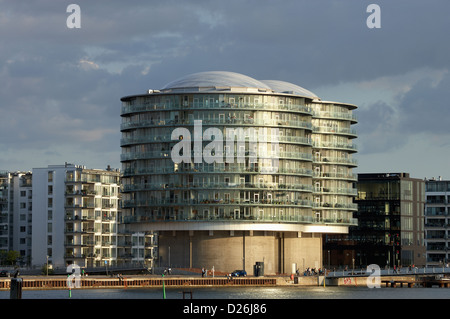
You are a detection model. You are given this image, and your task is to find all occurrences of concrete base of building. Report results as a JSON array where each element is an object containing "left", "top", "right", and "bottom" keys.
[{"left": 157, "top": 230, "right": 323, "bottom": 275}]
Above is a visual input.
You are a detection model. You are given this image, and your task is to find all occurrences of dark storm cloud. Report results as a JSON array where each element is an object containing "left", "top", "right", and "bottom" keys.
[
  {"left": 355, "top": 101, "right": 405, "bottom": 154},
  {"left": 398, "top": 73, "right": 450, "bottom": 135},
  {"left": 0, "top": 0, "right": 449, "bottom": 173},
  {"left": 354, "top": 69, "right": 450, "bottom": 155},
  {"left": 145, "top": 0, "right": 450, "bottom": 88}
]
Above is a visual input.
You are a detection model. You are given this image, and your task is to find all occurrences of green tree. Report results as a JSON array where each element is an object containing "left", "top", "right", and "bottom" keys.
[{"left": 5, "top": 250, "right": 20, "bottom": 265}]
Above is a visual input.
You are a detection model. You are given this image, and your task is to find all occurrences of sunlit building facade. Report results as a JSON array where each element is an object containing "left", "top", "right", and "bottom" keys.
[
  {"left": 31, "top": 163, "right": 122, "bottom": 269},
  {"left": 120, "top": 71, "right": 358, "bottom": 274}
]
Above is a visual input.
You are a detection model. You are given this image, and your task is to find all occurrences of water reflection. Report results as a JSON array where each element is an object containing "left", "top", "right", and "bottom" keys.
[{"left": 2, "top": 286, "right": 450, "bottom": 299}]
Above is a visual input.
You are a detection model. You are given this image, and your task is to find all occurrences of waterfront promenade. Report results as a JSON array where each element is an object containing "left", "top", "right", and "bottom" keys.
[
  {"left": 0, "top": 275, "right": 283, "bottom": 291},
  {"left": 327, "top": 266, "right": 450, "bottom": 278},
  {"left": 2, "top": 266, "right": 450, "bottom": 291}
]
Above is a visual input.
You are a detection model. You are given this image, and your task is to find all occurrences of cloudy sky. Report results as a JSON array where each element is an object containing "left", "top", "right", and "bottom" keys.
[{"left": 1, "top": 0, "right": 449, "bottom": 179}]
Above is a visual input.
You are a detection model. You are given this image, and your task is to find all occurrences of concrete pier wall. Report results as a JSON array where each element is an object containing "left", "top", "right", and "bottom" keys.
[{"left": 158, "top": 230, "right": 322, "bottom": 275}]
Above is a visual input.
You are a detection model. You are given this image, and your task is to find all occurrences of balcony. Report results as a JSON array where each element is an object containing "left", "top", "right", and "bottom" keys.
[
  {"left": 312, "top": 140, "right": 357, "bottom": 152},
  {"left": 121, "top": 100, "right": 312, "bottom": 115},
  {"left": 122, "top": 181, "right": 313, "bottom": 192},
  {"left": 312, "top": 126, "right": 357, "bottom": 137},
  {"left": 120, "top": 150, "right": 312, "bottom": 162},
  {"left": 312, "top": 202, "right": 358, "bottom": 211},
  {"left": 64, "top": 227, "right": 96, "bottom": 234},
  {"left": 121, "top": 134, "right": 312, "bottom": 147},
  {"left": 121, "top": 118, "right": 313, "bottom": 131},
  {"left": 313, "top": 156, "right": 358, "bottom": 166},
  {"left": 65, "top": 214, "right": 95, "bottom": 221},
  {"left": 122, "top": 198, "right": 313, "bottom": 208},
  {"left": 121, "top": 211, "right": 358, "bottom": 227},
  {"left": 313, "top": 187, "right": 358, "bottom": 196},
  {"left": 313, "top": 171, "right": 357, "bottom": 181},
  {"left": 312, "top": 110, "right": 357, "bottom": 123},
  {"left": 121, "top": 166, "right": 313, "bottom": 177}
]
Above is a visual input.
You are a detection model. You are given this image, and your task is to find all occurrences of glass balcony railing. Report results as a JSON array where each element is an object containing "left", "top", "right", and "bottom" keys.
[
  {"left": 312, "top": 141, "right": 357, "bottom": 152},
  {"left": 122, "top": 198, "right": 313, "bottom": 208},
  {"left": 312, "top": 110, "right": 357, "bottom": 123},
  {"left": 313, "top": 156, "right": 358, "bottom": 166},
  {"left": 313, "top": 187, "right": 358, "bottom": 196},
  {"left": 121, "top": 166, "right": 313, "bottom": 176},
  {"left": 121, "top": 118, "right": 313, "bottom": 131},
  {"left": 122, "top": 182, "right": 313, "bottom": 192},
  {"left": 120, "top": 151, "right": 312, "bottom": 161},
  {"left": 312, "top": 126, "right": 357, "bottom": 136},
  {"left": 312, "top": 202, "right": 358, "bottom": 210},
  {"left": 312, "top": 171, "right": 357, "bottom": 180},
  {"left": 121, "top": 211, "right": 358, "bottom": 227},
  {"left": 120, "top": 135, "right": 313, "bottom": 147},
  {"left": 121, "top": 101, "right": 312, "bottom": 115}
]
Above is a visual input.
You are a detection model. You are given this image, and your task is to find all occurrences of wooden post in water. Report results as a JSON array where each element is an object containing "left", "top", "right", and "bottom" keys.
[{"left": 10, "top": 278, "right": 23, "bottom": 299}]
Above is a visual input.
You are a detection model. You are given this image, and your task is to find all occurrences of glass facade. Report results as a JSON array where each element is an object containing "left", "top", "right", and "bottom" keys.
[
  {"left": 325, "top": 173, "right": 425, "bottom": 268},
  {"left": 120, "top": 73, "right": 358, "bottom": 230},
  {"left": 121, "top": 93, "right": 317, "bottom": 224},
  {"left": 311, "top": 101, "right": 358, "bottom": 226}
]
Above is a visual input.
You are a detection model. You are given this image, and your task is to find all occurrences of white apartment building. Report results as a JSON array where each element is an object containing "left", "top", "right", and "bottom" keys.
[
  {"left": 11, "top": 172, "right": 33, "bottom": 264},
  {"left": 31, "top": 163, "right": 121, "bottom": 269},
  {"left": 425, "top": 177, "right": 450, "bottom": 266}
]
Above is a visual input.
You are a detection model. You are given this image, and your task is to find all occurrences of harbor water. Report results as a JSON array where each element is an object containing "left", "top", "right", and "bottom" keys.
[{"left": 2, "top": 285, "right": 450, "bottom": 299}]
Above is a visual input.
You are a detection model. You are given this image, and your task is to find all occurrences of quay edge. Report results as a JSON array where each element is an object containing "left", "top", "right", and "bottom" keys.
[
  {"left": 0, "top": 275, "right": 333, "bottom": 290},
  {"left": 1, "top": 275, "right": 448, "bottom": 290}
]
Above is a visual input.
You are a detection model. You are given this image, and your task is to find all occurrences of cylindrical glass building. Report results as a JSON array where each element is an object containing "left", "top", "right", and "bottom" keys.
[{"left": 120, "top": 71, "right": 357, "bottom": 274}]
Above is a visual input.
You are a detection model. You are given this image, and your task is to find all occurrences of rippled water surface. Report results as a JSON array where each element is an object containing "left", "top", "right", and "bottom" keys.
[{"left": 2, "top": 285, "right": 450, "bottom": 299}]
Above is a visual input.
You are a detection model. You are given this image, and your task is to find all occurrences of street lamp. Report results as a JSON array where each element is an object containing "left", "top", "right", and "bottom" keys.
[{"left": 328, "top": 250, "right": 330, "bottom": 270}]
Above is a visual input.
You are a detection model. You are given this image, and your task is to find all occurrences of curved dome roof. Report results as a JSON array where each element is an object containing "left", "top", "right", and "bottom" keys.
[
  {"left": 162, "top": 71, "right": 271, "bottom": 91},
  {"left": 260, "top": 80, "right": 318, "bottom": 99}
]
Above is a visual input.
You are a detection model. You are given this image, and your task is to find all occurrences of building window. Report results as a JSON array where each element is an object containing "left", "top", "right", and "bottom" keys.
[{"left": 48, "top": 171, "right": 54, "bottom": 183}]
